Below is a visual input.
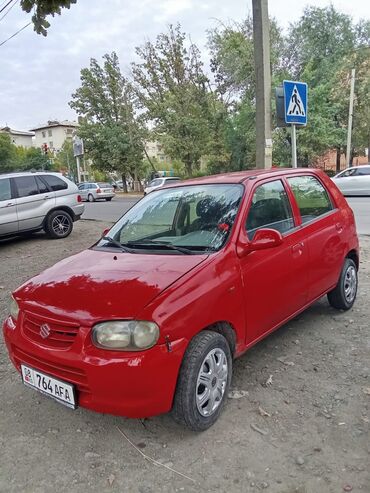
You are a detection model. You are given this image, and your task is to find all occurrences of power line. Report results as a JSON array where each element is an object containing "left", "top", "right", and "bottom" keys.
[
  {"left": 0, "top": 0, "right": 15, "bottom": 15},
  {"left": 0, "top": 21, "right": 31, "bottom": 47},
  {"left": 0, "top": 0, "right": 18, "bottom": 22}
]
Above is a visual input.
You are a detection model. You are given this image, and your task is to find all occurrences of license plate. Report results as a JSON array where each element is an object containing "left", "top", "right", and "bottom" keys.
[{"left": 21, "top": 365, "right": 76, "bottom": 409}]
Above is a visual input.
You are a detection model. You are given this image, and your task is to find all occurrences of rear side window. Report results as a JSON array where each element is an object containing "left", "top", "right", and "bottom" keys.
[
  {"left": 0, "top": 178, "right": 11, "bottom": 201},
  {"left": 41, "top": 175, "right": 68, "bottom": 191},
  {"left": 287, "top": 175, "right": 333, "bottom": 224},
  {"left": 246, "top": 180, "right": 295, "bottom": 240},
  {"left": 14, "top": 176, "right": 39, "bottom": 197}
]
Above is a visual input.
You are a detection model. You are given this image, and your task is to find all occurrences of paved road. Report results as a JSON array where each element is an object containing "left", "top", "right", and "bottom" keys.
[
  {"left": 82, "top": 195, "right": 370, "bottom": 234},
  {"left": 82, "top": 195, "right": 141, "bottom": 223}
]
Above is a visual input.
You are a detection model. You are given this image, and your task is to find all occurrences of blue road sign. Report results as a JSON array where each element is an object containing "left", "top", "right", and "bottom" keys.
[{"left": 283, "top": 80, "right": 308, "bottom": 125}]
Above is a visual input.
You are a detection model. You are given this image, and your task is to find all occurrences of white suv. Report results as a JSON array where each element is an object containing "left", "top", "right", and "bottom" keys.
[{"left": 0, "top": 172, "right": 84, "bottom": 239}]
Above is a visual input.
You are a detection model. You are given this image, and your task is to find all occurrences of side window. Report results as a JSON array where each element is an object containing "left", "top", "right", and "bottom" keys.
[
  {"left": 41, "top": 175, "right": 68, "bottom": 191},
  {"left": 35, "top": 176, "right": 49, "bottom": 194},
  {"left": 14, "top": 176, "right": 39, "bottom": 197},
  {"left": 287, "top": 175, "right": 333, "bottom": 224},
  {"left": 0, "top": 178, "right": 11, "bottom": 201},
  {"left": 340, "top": 169, "right": 357, "bottom": 177},
  {"left": 357, "top": 167, "right": 370, "bottom": 176},
  {"left": 246, "top": 180, "right": 294, "bottom": 240}
]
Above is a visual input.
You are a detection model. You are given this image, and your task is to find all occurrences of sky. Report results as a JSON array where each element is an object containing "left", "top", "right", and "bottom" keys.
[{"left": 1, "top": 0, "right": 369, "bottom": 131}]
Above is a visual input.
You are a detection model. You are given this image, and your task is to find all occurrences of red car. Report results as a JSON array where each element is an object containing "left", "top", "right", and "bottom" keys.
[{"left": 3, "top": 168, "right": 359, "bottom": 431}]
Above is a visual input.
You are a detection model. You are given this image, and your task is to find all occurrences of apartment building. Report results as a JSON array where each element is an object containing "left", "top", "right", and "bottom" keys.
[
  {"left": 30, "top": 120, "right": 79, "bottom": 152},
  {"left": 0, "top": 126, "right": 34, "bottom": 148}
]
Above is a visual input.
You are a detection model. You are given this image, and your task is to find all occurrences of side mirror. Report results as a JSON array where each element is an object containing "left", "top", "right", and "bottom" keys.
[{"left": 237, "top": 228, "right": 283, "bottom": 257}]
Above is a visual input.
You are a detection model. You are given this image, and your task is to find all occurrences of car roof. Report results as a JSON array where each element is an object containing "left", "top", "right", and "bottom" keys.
[
  {"left": 164, "top": 168, "right": 323, "bottom": 187},
  {"left": 342, "top": 164, "right": 370, "bottom": 170},
  {"left": 0, "top": 171, "right": 64, "bottom": 179}
]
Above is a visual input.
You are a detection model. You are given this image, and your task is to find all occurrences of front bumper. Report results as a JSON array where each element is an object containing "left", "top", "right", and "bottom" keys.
[{"left": 3, "top": 315, "right": 187, "bottom": 418}]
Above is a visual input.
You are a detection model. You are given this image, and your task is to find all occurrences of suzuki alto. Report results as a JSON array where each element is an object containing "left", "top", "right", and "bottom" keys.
[{"left": 3, "top": 168, "right": 359, "bottom": 431}]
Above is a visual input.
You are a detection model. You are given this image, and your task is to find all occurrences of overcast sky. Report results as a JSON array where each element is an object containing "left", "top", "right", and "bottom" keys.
[{"left": 1, "top": 0, "right": 369, "bottom": 131}]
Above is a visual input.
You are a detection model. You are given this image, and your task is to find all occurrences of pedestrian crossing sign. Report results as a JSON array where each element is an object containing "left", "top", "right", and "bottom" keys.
[{"left": 283, "top": 80, "right": 308, "bottom": 125}]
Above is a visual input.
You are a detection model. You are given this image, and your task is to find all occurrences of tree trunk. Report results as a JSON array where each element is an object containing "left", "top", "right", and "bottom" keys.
[
  {"left": 336, "top": 146, "right": 341, "bottom": 172},
  {"left": 121, "top": 174, "right": 128, "bottom": 193}
]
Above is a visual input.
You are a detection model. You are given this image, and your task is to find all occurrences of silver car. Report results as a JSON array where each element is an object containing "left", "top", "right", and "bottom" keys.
[
  {"left": 78, "top": 182, "right": 115, "bottom": 202},
  {"left": 332, "top": 165, "right": 370, "bottom": 196},
  {"left": 144, "top": 176, "right": 181, "bottom": 195},
  {"left": 0, "top": 172, "right": 84, "bottom": 239}
]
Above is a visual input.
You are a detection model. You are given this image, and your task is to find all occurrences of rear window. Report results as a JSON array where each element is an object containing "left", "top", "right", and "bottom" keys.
[
  {"left": 287, "top": 175, "right": 333, "bottom": 224},
  {"left": 41, "top": 175, "right": 68, "bottom": 191},
  {"left": 97, "top": 183, "right": 111, "bottom": 188},
  {"left": 0, "top": 178, "right": 11, "bottom": 201}
]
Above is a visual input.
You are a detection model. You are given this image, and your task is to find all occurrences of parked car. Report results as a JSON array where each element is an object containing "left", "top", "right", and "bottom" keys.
[
  {"left": 332, "top": 164, "right": 370, "bottom": 195},
  {"left": 0, "top": 172, "right": 84, "bottom": 239},
  {"left": 144, "top": 176, "right": 181, "bottom": 195},
  {"left": 78, "top": 182, "right": 115, "bottom": 202},
  {"left": 3, "top": 168, "right": 359, "bottom": 430}
]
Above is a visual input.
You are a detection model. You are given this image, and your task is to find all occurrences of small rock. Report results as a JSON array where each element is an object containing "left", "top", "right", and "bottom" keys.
[
  {"left": 314, "top": 447, "right": 322, "bottom": 452},
  {"left": 228, "top": 390, "right": 248, "bottom": 399},
  {"left": 295, "top": 456, "right": 305, "bottom": 465},
  {"left": 85, "top": 452, "right": 101, "bottom": 459},
  {"left": 137, "top": 442, "right": 146, "bottom": 449},
  {"left": 259, "top": 481, "right": 269, "bottom": 489},
  {"left": 108, "top": 474, "right": 115, "bottom": 486},
  {"left": 250, "top": 423, "right": 268, "bottom": 435},
  {"left": 343, "top": 485, "right": 353, "bottom": 492}
]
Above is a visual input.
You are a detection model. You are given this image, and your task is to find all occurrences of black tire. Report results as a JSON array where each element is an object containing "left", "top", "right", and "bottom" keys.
[
  {"left": 45, "top": 210, "right": 73, "bottom": 239},
  {"left": 106, "top": 197, "right": 112, "bottom": 201},
  {"left": 172, "top": 330, "right": 232, "bottom": 431},
  {"left": 88, "top": 194, "right": 95, "bottom": 202},
  {"left": 327, "top": 258, "right": 358, "bottom": 310}
]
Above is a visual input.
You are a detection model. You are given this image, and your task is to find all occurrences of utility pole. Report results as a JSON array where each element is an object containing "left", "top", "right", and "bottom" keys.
[
  {"left": 252, "top": 0, "right": 272, "bottom": 169},
  {"left": 346, "top": 68, "right": 356, "bottom": 168}
]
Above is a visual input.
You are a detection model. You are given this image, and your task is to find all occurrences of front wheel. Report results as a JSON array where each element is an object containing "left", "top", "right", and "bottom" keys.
[
  {"left": 172, "top": 331, "right": 232, "bottom": 431},
  {"left": 327, "top": 258, "right": 358, "bottom": 310},
  {"left": 45, "top": 210, "right": 73, "bottom": 239}
]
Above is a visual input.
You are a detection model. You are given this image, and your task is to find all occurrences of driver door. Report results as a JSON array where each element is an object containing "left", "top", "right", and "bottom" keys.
[{"left": 239, "top": 179, "right": 309, "bottom": 345}]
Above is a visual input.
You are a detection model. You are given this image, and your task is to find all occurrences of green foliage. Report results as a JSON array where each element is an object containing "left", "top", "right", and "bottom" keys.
[
  {"left": 20, "top": 0, "right": 77, "bottom": 36},
  {"left": 54, "top": 140, "right": 76, "bottom": 177},
  {"left": 0, "top": 133, "right": 17, "bottom": 172},
  {"left": 70, "top": 52, "right": 146, "bottom": 187},
  {"left": 132, "top": 24, "right": 216, "bottom": 177},
  {"left": 0, "top": 134, "right": 50, "bottom": 173}
]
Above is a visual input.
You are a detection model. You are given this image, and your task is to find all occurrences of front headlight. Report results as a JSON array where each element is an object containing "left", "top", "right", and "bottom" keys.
[
  {"left": 9, "top": 295, "right": 19, "bottom": 322},
  {"left": 92, "top": 320, "right": 159, "bottom": 351}
]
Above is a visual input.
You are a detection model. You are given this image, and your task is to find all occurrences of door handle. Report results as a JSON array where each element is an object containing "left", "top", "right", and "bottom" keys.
[
  {"left": 335, "top": 222, "right": 343, "bottom": 233},
  {"left": 43, "top": 195, "right": 51, "bottom": 200},
  {"left": 291, "top": 242, "right": 304, "bottom": 255},
  {"left": 5, "top": 202, "right": 15, "bottom": 207}
]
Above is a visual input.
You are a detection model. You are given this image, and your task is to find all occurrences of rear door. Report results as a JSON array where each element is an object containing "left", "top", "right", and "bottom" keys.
[
  {"left": 286, "top": 174, "right": 345, "bottom": 300},
  {"left": 78, "top": 183, "right": 87, "bottom": 200},
  {"left": 0, "top": 177, "right": 18, "bottom": 235},
  {"left": 14, "top": 175, "right": 55, "bottom": 232}
]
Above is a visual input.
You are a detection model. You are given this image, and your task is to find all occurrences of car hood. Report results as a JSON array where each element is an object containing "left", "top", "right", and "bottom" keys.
[{"left": 14, "top": 248, "right": 207, "bottom": 324}]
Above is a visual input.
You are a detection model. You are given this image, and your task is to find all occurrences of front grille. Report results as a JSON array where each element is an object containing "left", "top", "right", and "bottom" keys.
[
  {"left": 12, "top": 345, "right": 90, "bottom": 393},
  {"left": 22, "top": 311, "right": 79, "bottom": 349}
]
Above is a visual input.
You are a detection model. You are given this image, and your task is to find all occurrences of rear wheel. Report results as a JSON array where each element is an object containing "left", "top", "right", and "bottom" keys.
[
  {"left": 172, "top": 331, "right": 232, "bottom": 431},
  {"left": 106, "top": 197, "right": 112, "bottom": 201},
  {"left": 88, "top": 194, "right": 94, "bottom": 202},
  {"left": 45, "top": 210, "right": 73, "bottom": 239},
  {"left": 327, "top": 258, "right": 357, "bottom": 310}
]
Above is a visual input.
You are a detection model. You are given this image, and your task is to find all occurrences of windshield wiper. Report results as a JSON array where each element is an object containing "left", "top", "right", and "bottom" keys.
[
  {"left": 101, "top": 236, "right": 132, "bottom": 253},
  {"left": 126, "top": 239, "right": 193, "bottom": 255}
]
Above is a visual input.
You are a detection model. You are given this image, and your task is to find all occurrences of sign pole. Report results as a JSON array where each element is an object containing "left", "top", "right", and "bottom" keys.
[
  {"left": 346, "top": 68, "right": 356, "bottom": 168},
  {"left": 76, "top": 155, "right": 81, "bottom": 183},
  {"left": 291, "top": 124, "right": 297, "bottom": 168}
]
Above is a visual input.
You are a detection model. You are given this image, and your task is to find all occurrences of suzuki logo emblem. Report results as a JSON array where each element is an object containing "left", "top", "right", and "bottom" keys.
[{"left": 40, "top": 323, "right": 51, "bottom": 339}]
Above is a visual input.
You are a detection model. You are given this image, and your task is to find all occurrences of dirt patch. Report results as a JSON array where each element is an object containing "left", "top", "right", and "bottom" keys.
[{"left": 0, "top": 221, "right": 369, "bottom": 493}]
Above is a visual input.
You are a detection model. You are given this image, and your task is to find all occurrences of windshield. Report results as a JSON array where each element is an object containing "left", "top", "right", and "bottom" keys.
[{"left": 98, "top": 184, "right": 244, "bottom": 253}]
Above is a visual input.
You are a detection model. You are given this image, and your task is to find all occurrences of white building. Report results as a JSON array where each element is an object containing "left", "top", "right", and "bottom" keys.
[
  {"left": 0, "top": 126, "right": 34, "bottom": 148},
  {"left": 30, "top": 120, "right": 79, "bottom": 153}
]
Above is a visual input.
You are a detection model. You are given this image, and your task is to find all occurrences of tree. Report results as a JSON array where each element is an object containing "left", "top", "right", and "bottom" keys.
[
  {"left": 54, "top": 140, "right": 76, "bottom": 178},
  {"left": 20, "top": 0, "right": 77, "bottom": 36},
  {"left": 132, "top": 24, "right": 216, "bottom": 177},
  {"left": 0, "top": 133, "right": 17, "bottom": 172},
  {"left": 16, "top": 146, "right": 51, "bottom": 171},
  {"left": 70, "top": 52, "right": 146, "bottom": 191}
]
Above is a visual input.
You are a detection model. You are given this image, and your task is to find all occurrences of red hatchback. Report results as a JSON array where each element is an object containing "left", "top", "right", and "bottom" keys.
[{"left": 3, "top": 169, "right": 359, "bottom": 431}]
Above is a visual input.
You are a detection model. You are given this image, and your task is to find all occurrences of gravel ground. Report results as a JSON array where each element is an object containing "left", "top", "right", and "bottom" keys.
[{"left": 0, "top": 220, "right": 369, "bottom": 493}]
